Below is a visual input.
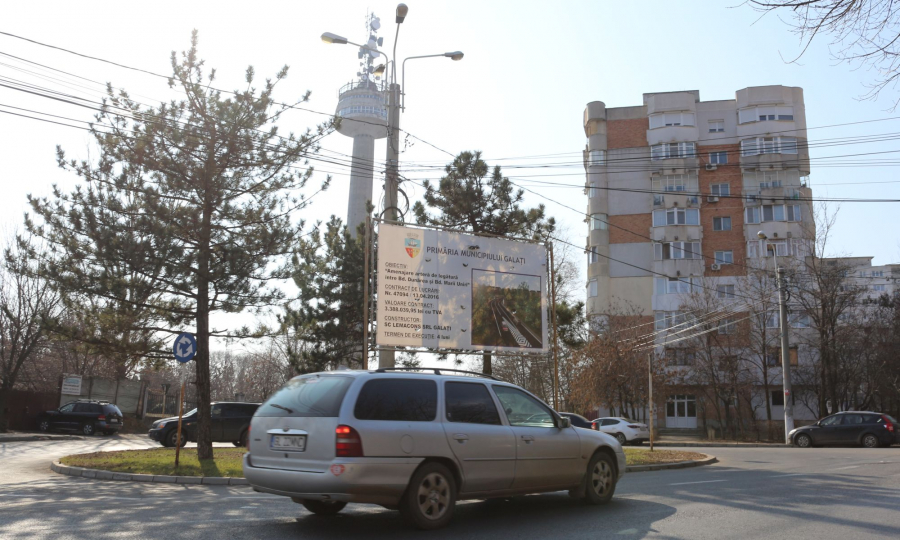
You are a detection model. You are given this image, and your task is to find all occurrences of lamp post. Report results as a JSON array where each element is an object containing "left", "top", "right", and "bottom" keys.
[
  {"left": 323, "top": 5, "right": 463, "bottom": 369},
  {"left": 758, "top": 231, "right": 794, "bottom": 443}
]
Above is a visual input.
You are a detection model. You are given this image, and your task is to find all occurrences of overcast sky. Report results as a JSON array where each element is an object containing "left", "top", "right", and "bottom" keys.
[{"left": 3, "top": 0, "right": 899, "bottom": 352}]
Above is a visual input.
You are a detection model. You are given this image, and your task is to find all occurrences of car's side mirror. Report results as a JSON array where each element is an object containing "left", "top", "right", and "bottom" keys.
[{"left": 558, "top": 417, "right": 571, "bottom": 429}]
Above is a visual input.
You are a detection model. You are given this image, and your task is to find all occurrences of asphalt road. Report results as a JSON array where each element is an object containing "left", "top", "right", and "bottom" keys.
[
  {"left": 489, "top": 298, "right": 542, "bottom": 348},
  {"left": 1, "top": 435, "right": 899, "bottom": 539}
]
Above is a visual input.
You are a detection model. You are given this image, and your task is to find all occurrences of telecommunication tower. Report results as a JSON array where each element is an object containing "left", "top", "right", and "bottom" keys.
[{"left": 335, "top": 13, "right": 389, "bottom": 236}]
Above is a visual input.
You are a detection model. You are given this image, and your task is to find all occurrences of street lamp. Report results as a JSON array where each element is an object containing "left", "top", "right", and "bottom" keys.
[
  {"left": 758, "top": 231, "right": 795, "bottom": 443},
  {"left": 401, "top": 52, "right": 465, "bottom": 110}
]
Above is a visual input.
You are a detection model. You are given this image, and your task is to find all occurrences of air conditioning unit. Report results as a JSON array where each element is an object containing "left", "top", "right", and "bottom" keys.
[
  {"left": 710, "top": 263, "right": 721, "bottom": 271},
  {"left": 786, "top": 231, "right": 793, "bottom": 238},
  {"left": 707, "top": 196, "right": 719, "bottom": 203},
  {"left": 705, "top": 164, "right": 717, "bottom": 171}
]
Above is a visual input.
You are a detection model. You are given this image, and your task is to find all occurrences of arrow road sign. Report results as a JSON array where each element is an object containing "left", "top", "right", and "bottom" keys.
[{"left": 173, "top": 332, "right": 197, "bottom": 363}]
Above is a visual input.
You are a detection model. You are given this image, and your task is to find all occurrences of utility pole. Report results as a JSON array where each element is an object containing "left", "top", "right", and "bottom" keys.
[
  {"left": 378, "top": 85, "right": 401, "bottom": 370},
  {"left": 648, "top": 353, "right": 654, "bottom": 452},
  {"left": 777, "top": 265, "right": 794, "bottom": 443}
]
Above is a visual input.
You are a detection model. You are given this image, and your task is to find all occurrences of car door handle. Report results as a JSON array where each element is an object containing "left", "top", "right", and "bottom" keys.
[
  {"left": 521, "top": 435, "right": 535, "bottom": 443},
  {"left": 453, "top": 434, "right": 469, "bottom": 443}
]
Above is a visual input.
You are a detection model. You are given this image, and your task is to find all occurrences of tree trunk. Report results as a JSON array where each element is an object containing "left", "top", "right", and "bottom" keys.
[
  {"left": 0, "top": 387, "right": 10, "bottom": 432},
  {"left": 195, "top": 199, "right": 213, "bottom": 460}
]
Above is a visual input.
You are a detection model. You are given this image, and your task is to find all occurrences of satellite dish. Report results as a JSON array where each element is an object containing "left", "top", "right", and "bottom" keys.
[
  {"left": 377, "top": 37, "right": 384, "bottom": 46},
  {"left": 371, "top": 18, "right": 381, "bottom": 30}
]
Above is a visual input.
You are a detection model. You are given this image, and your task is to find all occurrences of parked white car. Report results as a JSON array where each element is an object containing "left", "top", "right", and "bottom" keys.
[
  {"left": 243, "top": 368, "right": 626, "bottom": 530},
  {"left": 591, "top": 417, "right": 650, "bottom": 445}
]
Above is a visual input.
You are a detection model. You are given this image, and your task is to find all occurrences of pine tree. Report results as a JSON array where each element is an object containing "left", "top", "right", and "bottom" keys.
[
  {"left": 412, "top": 150, "right": 555, "bottom": 374},
  {"left": 26, "top": 32, "right": 331, "bottom": 459}
]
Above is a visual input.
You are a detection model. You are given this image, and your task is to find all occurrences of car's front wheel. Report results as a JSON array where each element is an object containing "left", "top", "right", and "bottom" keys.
[
  {"left": 862, "top": 434, "right": 880, "bottom": 448},
  {"left": 796, "top": 433, "right": 812, "bottom": 448},
  {"left": 38, "top": 419, "right": 50, "bottom": 432},
  {"left": 584, "top": 451, "right": 617, "bottom": 504},
  {"left": 166, "top": 429, "right": 187, "bottom": 448},
  {"left": 400, "top": 462, "right": 457, "bottom": 530},
  {"left": 301, "top": 500, "right": 347, "bottom": 516}
]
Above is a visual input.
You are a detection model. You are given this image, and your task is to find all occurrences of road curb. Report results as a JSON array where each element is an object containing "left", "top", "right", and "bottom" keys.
[
  {"left": 51, "top": 461, "right": 249, "bottom": 486},
  {"left": 625, "top": 453, "right": 717, "bottom": 473},
  {"left": 643, "top": 442, "right": 789, "bottom": 448},
  {"left": 1, "top": 435, "right": 85, "bottom": 443}
]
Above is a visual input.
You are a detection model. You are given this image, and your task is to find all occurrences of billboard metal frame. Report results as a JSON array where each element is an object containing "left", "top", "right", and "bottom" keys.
[{"left": 361, "top": 218, "right": 562, "bottom": 408}]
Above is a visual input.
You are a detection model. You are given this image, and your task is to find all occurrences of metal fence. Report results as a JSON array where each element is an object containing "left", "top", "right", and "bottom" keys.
[{"left": 143, "top": 390, "right": 196, "bottom": 419}]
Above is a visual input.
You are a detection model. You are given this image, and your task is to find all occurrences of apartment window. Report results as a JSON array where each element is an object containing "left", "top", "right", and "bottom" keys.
[
  {"left": 649, "top": 112, "right": 695, "bottom": 129},
  {"left": 786, "top": 204, "right": 801, "bottom": 221},
  {"left": 718, "top": 318, "right": 736, "bottom": 335},
  {"left": 790, "top": 312, "right": 811, "bottom": 328},
  {"left": 873, "top": 284, "right": 887, "bottom": 292},
  {"left": 872, "top": 271, "right": 884, "bottom": 277},
  {"left": 655, "top": 311, "right": 687, "bottom": 330},
  {"left": 591, "top": 213, "right": 609, "bottom": 230},
  {"left": 708, "top": 120, "right": 725, "bottom": 133},
  {"left": 746, "top": 241, "right": 758, "bottom": 258},
  {"left": 652, "top": 208, "right": 700, "bottom": 226},
  {"left": 665, "top": 348, "right": 696, "bottom": 366},
  {"left": 588, "top": 279, "right": 598, "bottom": 297},
  {"left": 587, "top": 181, "right": 598, "bottom": 199},
  {"left": 652, "top": 174, "right": 698, "bottom": 194},
  {"left": 588, "top": 150, "right": 606, "bottom": 166},
  {"left": 717, "top": 284, "right": 736, "bottom": 299},
  {"left": 738, "top": 106, "right": 794, "bottom": 124},
  {"left": 655, "top": 277, "right": 700, "bottom": 295},
  {"left": 761, "top": 204, "right": 801, "bottom": 223},
  {"left": 771, "top": 390, "right": 785, "bottom": 406},
  {"left": 765, "top": 311, "right": 780, "bottom": 328},
  {"left": 711, "top": 183, "right": 730, "bottom": 196},
  {"left": 709, "top": 151, "right": 728, "bottom": 165},
  {"left": 740, "top": 137, "right": 799, "bottom": 156},
  {"left": 713, "top": 216, "right": 732, "bottom": 231},
  {"left": 714, "top": 251, "right": 734, "bottom": 265},
  {"left": 655, "top": 241, "right": 702, "bottom": 260},
  {"left": 745, "top": 207, "right": 760, "bottom": 224},
  {"left": 767, "top": 348, "right": 799, "bottom": 367},
  {"left": 588, "top": 248, "right": 599, "bottom": 264},
  {"left": 651, "top": 142, "right": 696, "bottom": 160}
]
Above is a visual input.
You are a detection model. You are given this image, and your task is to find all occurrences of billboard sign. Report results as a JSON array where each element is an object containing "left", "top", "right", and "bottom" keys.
[
  {"left": 376, "top": 224, "right": 549, "bottom": 352},
  {"left": 61, "top": 374, "right": 83, "bottom": 396}
]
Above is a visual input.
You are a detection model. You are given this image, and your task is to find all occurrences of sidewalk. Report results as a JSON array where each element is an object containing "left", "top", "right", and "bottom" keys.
[
  {"left": 0, "top": 431, "right": 85, "bottom": 443},
  {"left": 640, "top": 434, "right": 790, "bottom": 448}
]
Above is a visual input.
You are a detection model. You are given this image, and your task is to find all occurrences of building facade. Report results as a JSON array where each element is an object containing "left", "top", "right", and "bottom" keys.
[{"left": 582, "top": 86, "right": 818, "bottom": 432}]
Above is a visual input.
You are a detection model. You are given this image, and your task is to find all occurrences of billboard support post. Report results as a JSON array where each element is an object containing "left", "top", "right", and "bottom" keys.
[
  {"left": 362, "top": 215, "right": 372, "bottom": 367},
  {"left": 549, "top": 242, "right": 560, "bottom": 411}
]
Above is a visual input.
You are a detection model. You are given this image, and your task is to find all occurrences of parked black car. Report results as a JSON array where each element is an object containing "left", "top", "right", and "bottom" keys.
[
  {"left": 148, "top": 402, "right": 259, "bottom": 447},
  {"left": 37, "top": 400, "right": 124, "bottom": 436},
  {"left": 790, "top": 411, "right": 897, "bottom": 448},
  {"left": 559, "top": 412, "right": 593, "bottom": 429}
]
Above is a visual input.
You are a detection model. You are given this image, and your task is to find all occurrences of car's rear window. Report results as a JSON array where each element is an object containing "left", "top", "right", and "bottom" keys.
[
  {"left": 103, "top": 405, "right": 123, "bottom": 415},
  {"left": 256, "top": 375, "right": 353, "bottom": 417},
  {"left": 354, "top": 379, "right": 437, "bottom": 422}
]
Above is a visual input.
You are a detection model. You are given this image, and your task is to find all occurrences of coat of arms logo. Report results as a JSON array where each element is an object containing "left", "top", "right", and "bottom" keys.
[{"left": 404, "top": 237, "right": 421, "bottom": 258}]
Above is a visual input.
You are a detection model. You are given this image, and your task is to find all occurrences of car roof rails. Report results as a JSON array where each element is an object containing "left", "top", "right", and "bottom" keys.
[{"left": 373, "top": 367, "right": 501, "bottom": 381}]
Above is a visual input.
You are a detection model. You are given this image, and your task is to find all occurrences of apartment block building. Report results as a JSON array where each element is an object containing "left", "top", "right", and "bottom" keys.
[{"left": 582, "top": 86, "right": 816, "bottom": 430}]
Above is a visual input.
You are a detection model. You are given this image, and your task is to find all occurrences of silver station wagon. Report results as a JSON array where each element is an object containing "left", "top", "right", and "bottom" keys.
[{"left": 243, "top": 368, "right": 625, "bottom": 530}]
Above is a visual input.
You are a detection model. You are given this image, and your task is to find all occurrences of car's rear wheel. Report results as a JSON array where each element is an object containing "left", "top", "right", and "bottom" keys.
[
  {"left": 400, "top": 462, "right": 456, "bottom": 530},
  {"left": 584, "top": 451, "right": 617, "bottom": 505},
  {"left": 862, "top": 434, "right": 880, "bottom": 448},
  {"left": 81, "top": 423, "right": 95, "bottom": 436},
  {"left": 236, "top": 429, "right": 248, "bottom": 448},
  {"left": 796, "top": 434, "right": 812, "bottom": 448},
  {"left": 38, "top": 419, "right": 50, "bottom": 432},
  {"left": 615, "top": 433, "right": 627, "bottom": 446},
  {"left": 166, "top": 429, "right": 187, "bottom": 448},
  {"left": 301, "top": 500, "right": 347, "bottom": 516}
]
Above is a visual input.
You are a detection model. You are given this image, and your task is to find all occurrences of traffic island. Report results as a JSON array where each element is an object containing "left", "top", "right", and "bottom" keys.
[
  {"left": 54, "top": 448, "right": 249, "bottom": 485},
  {"left": 623, "top": 449, "right": 717, "bottom": 472},
  {"left": 53, "top": 447, "right": 715, "bottom": 484}
]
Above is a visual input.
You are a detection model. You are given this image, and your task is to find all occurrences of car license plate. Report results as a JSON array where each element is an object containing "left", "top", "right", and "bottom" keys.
[
  {"left": 109, "top": 419, "right": 119, "bottom": 423},
  {"left": 271, "top": 434, "right": 307, "bottom": 452}
]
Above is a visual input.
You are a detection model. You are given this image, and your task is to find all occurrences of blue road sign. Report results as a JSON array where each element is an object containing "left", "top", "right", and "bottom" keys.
[{"left": 173, "top": 332, "right": 197, "bottom": 363}]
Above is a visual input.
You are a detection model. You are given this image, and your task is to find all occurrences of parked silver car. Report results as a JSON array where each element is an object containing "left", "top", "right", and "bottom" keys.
[{"left": 243, "top": 368, "right": 626, "bottom": 530}]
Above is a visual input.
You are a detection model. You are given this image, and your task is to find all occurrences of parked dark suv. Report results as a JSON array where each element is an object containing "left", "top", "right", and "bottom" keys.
[
  {"left": 148, "top": 402, "right": 259, "bottom": 447},
  {"left": 37, "top": 400, "right": 124, "bottom": 436},
  {"left": 790, "top": 411, "right": 897, "bottom": 448}
]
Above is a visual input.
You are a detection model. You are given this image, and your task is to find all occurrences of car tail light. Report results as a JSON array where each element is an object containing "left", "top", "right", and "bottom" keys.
[
  {"left": 335, "top": 425, "right": 364, "bottom": 457},
  {"left": 246, "top": 425, "right": 252, "bottom": 450},
  {"left": 627, "top": 424, "right": 640, "bottom": 429},
  {"left": 97, "top": 415, "right": 106, "bottom": 421},
  {"left": 882, "top": 415, "right": 895, "bottom": 433},
  {"left": 591, "top": 422, "right": 598, "bottom": 430}
]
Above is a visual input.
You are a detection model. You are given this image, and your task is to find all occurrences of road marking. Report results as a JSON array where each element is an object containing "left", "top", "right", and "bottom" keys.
[
  {"left": 668, "top": 479, "right": 727, "bottom": 486},
  {"left": 769, "top": 473, "right": 808, "bottom": 477},
  {"left": 834, "top": 465, "right": 860, "bottom": 471}
]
